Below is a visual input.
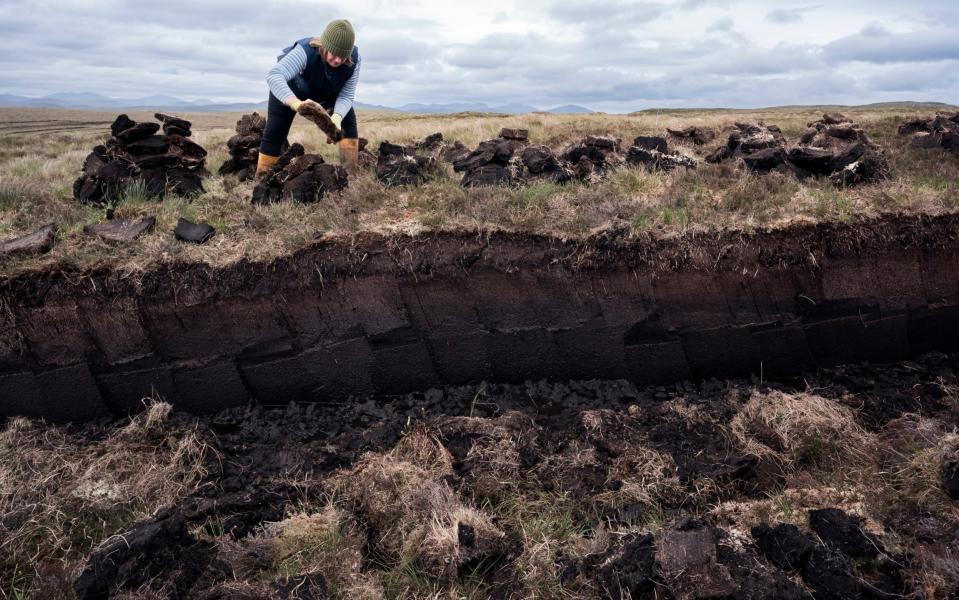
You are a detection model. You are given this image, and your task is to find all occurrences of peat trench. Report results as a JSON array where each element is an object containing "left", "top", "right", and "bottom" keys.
[{"left": 1, "top": 213, "right": 958, "bottom": 423}]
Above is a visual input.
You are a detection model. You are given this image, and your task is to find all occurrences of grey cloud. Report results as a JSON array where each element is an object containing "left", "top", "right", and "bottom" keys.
[
  {"left": 547, "top": 1, "right": 665, "bottom": 27},
  {"left": 766, "top": 6, "right": 818, "bottom": 24},
  {"left": 0, "top": 0, "right": 957, "bottom": 110},
  {"left": 824, "top": 25, "right": 959, "bottom": 64},
  {"left": 707, "top": 17, "right": 735, "bottom": 32}
]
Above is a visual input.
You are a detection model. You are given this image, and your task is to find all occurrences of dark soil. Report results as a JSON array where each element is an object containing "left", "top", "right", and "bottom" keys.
[
  {"left": 2, "top": 211, "right": 958, "bottom": 306},
  {"left": 59, "top": 351, "right": 959, "bottom": 599}
]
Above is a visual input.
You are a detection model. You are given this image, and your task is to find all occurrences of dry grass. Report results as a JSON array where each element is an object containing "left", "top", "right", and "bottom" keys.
[
  {"left": 213, "top": 505, "right": 382, "bottom": 599},
  {"left": 0, "top": 401, "right": 215, "bottom": 598},
  {"left": 0, "top": 105, "right": 957, "bottom": 278},
  {"left": 714, "top": 389, "right": 959, "bottom": 598},
  {"left": 877, "top": 416, "right": 959, "bottom": 520},
  {"left": 2, "top": 381, "right": 958, "bottom": 597},
  {"left": 728, "top": 390, "right": 872, "bottom": 472},
  {"left": 333, "top": 427, "right": 506, "bottom": 586}
]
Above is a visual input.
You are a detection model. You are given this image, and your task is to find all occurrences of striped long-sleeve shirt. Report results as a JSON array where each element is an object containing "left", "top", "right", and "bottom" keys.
[{"left": 266, "top": 43, "right": 361, "bottom": 118}]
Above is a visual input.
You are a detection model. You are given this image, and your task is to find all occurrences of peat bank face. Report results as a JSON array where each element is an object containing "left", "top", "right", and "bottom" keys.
[{"left": 2, "top": 214, "right": 958, "bottom": 422}]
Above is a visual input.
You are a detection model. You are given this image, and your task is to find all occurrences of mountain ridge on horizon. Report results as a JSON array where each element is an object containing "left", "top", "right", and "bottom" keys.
[
  {"left": 0, "top": 92, "right": 595, "bottom": 115},
  {"left": 2, "top": 92, "right": 955, "bottom": 116}
]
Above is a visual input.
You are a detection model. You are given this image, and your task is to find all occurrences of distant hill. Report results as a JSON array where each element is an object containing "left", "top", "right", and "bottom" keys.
[
  {"left": 0, "top": 92, "right": 591, "bottom": 115},
  {"left": 544, "top": 104, "right": 593, "bottom": 114},
  {"left": 396, "top": 102, "right": 541, "bottom": 114},
  {"left": 632, "top": 101, "right": 959, "bottom": 116}
]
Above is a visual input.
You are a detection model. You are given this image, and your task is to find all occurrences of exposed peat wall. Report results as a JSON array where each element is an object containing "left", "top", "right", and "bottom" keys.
[{"left": 2, "top": 214, "right": 958, "bottom": 422}]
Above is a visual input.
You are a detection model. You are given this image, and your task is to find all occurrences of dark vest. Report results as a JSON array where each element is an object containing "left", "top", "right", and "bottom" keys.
[{"left": 279, "top": 37, "right": 359, "bottom": 102}]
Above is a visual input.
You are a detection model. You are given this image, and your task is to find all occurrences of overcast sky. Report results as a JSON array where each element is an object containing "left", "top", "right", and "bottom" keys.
[{"left": 1, "top": 0, "right": 957, "bottom": 112}]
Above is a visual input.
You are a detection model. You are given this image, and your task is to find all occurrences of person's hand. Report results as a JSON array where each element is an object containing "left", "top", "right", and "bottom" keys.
[
  {"left": 288, "top": 98, "right": 302, "bottom": 112},
  {"left": 327, "top": 113, "right": 344, "bottom": 144}
]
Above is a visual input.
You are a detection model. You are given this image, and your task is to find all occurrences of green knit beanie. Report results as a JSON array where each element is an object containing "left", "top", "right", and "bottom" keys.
[{"left": 320, "top": 19, "right": 355, "bottom": 59}]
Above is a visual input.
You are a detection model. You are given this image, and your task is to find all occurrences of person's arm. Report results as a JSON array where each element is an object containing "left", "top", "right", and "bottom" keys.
[
  {"left": 332, "top": 52, "right": 361, "bottom": 126},
  {"left": 266, "top": 44, "right": 309, "bottom": 109}
]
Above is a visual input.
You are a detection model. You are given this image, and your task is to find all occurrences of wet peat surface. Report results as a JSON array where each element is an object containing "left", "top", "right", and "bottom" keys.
[{"left": 37, "top": 352, "right": 959, "bottom": 598}]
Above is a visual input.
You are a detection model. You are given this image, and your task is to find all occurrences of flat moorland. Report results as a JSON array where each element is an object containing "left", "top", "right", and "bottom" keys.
[{"left": 0, "top": 104, "right": 957, "bottom": 279}]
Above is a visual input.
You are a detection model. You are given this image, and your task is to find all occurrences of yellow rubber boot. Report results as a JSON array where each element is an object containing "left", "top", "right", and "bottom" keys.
[
  {"left": 254, "top": 152, "right": 279, "bottom": 181},
  {"left": 338, "top": 138, "right": 359, "bottom": 175}
]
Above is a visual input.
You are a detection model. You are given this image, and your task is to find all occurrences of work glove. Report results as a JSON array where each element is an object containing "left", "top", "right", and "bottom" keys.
[
  {"left": 327, "top": 113, "right": 344, "bottom": 144},
  {"left": 288, "top": 98, "right": 302, "bottom": 112}
]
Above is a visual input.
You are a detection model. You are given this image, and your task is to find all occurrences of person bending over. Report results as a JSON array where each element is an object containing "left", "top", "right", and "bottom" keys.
[{"left": 256, "top": 19, "right": 361, "bottom": 178}]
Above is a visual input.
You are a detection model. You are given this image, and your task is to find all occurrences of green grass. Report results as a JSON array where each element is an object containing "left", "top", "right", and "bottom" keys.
[
  {"left": 610, "top": 166, "right": 661, "bottom": 196},
  {"left": 659, "top": 206, "right": 690, "bottom": 227},
  {"left": 0, "top": 182, "right": 26, "bottom": 212}
]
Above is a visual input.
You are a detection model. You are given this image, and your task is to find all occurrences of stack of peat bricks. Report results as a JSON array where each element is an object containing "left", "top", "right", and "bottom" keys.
[
  {"left": 626, "top": 135, "right": 698, "bottom": 171},
  {"left": 560, "top": 134, "right": 625, "bottom": 180},
  {"left": 414, "top": 132, "right": 470, "bottom": 164},
  {"left": 218, "top": 112, "right": 267, "bottom": 181},
  {"left": 706, "top": 121, "right": 791, "bottom": 173},
  {"left": 899, "top": 112, "right": 959, "bottom": 157},
  {"left": 707, "top": 114, "right": 888, "bottom": 186},
  {"left": 453, "top": 128, "right": 531, "bottom": 187},
  {"left": 73, "top": 114, "right": 207, "bottom": 205},
  {"left": 251, "top": 143, "right": 348, "bottom": 204},
  {"left": 356, "top": 137, "right": 377, "bottom": 170},
  {"left": 447, "top": 129, "right": 702, "bottom": 187},
  {"left": 667, "top": 125, "right": 716, "bottom": 145},
  {"left": 521, "top": 142, "right": 574, "bottom": 183},
  {"left": 792, "top": 113, "right": 889, "bottom": 185},
  {"left": 375, "top": 140, "right": 435, "bottom": 187}
]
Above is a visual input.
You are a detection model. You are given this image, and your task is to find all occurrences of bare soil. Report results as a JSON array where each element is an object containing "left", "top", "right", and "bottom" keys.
[{"left": 3, "top": 352, "right": 957, "bottom": 599}]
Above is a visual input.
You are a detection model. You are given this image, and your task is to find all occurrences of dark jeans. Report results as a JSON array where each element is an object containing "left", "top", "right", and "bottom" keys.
[{"left": 259, "top": 92, "right": 358, "bottom": 156}]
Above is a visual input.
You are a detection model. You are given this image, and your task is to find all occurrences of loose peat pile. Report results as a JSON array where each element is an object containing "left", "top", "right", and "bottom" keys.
[
  {"left": 73, "top": 114, "right": 208, "bottom": 205},
  {"left": 218, "top": 112, "right": 267, "bottom": 181},
  {"left": 453, "top": 128, "right": 532, "bottom": 187},
  {"left": 251, "top": 143, "right": 348, "bottom": 204},
  {"left": 706, "top": 122, "right": 791, "bottom": 172},
  {"left": 416, "top": 131, "right": 470, "bottom": 164},
  {"left": 626, "top": 135, "right": 699, "bottom": 172},
  {"left": 793, "top": 113, "right": 889, "bottom": 185},
  {"left": 899, "top": 112, "right": 959, "bottom": 157},
  {"left": 374, "top": 140, "right": 436, "bottom": 187},
  {"left": 560, "top": 134, "right": 625, "bottom": 180},
  {"left": 667, "top": 125, "right": 717, "bottom": 145},
  {"left": 707, "top": 114, "right": 889, "bottom": 185}
]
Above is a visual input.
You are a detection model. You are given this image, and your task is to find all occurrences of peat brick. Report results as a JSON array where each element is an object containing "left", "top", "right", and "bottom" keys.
[
  {"left": 36, "top": 364, "right": 111, "bottom": 422},
  {"left": 682, "top": 326, "right": 759, "bottom": 379},
  {"left": 427, "top": 332, "right": 491, "bottom": 385},
  {"left": 909, "top": 305, "right": 959, "bottom": 353},
  {"left": 172, "top": 361, "right": 249, "bottom": 414},
  {"left": 487, "top": 328, "right": 563, "bottom": 383},
  {"left": 240, "top": 338, "right": 375, "bottom": 404},
  {"left": 624, "top": 340, "right": 692, "bottom": 384},
  {"left": 371, "top": 341, "right": 440, "bottom": 393},
  {"left": 97, "top": 365, "right": 179, "bottom": 415},
  {"left": 0, "top": 371, "right": 41, "bottom": 420},
  {"left": 554, "top": 324, "right": 629, "bottom": 380}
]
